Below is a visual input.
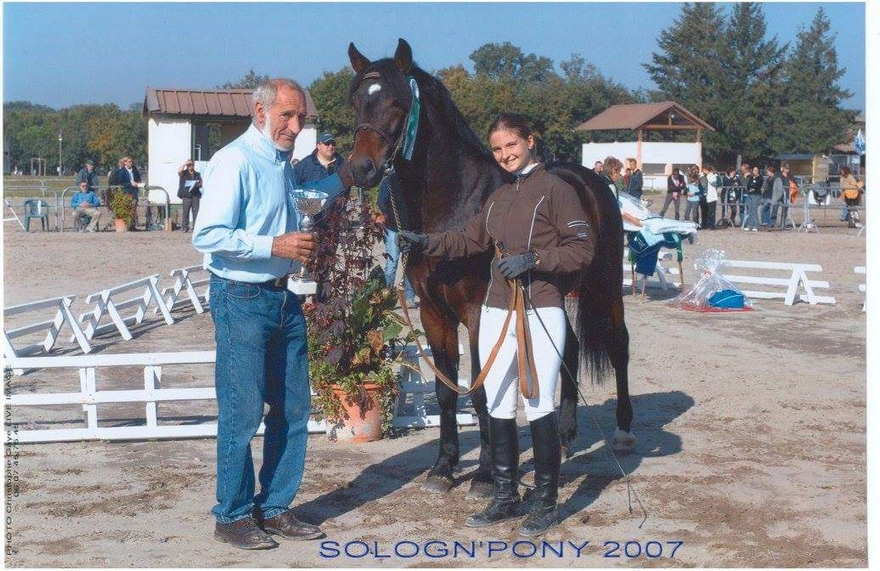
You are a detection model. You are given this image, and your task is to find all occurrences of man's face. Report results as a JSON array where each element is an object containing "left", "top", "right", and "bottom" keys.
[
  {"left": 594, "top": 162, "right": 603, "bottom": 173},
  {"left": 186, "top": 162, "right": 195, "bottom": 172},
  {"left": 85, "top": 164, "right": 94, "bottom": 172},
  {"left": 256, "top": 85, "right": 307, "bottom": 151},
  {"left": 316, "top": 140, "right": 336, "bottom": 162},
  {"left": 782, "top": 167, "right": 790, "bottom": 177},
  {"left": 124, "top": 158, "right": 132, "bottom": 168},
  {"left": 79, "top": 183, "right": 88, "bottom": 193}
]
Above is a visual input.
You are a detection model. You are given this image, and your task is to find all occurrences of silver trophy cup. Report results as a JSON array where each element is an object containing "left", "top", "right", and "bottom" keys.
[{"left": 291, "top": 189, "right": 328, "bottom": 282}]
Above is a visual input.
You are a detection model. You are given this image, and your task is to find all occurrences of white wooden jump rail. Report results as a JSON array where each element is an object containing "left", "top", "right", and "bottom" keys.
[
  {"left": 74, "top": 275, "right": 175, "bottom": 342},
  {"left": 393, "top": 344, "right": 476, "bottom": 428},
  {"left": 158, "top": 264, "right": 211, "bottom": 314},
  {"left": 4, "top": 352, "right": 326, "bottom": 443},
  {"left": 718, "top": 260, "right": 835, "bottom": 306},
  {"left": 3, "top": 296, "right": 93, "bottom": 375},
  {"left": 855, "top": 266, "right": 865, "bottom": 312}
]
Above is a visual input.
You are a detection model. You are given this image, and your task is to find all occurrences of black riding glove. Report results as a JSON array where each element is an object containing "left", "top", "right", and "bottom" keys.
[
  {"left": 497, "top": 251, "right": 539, "bottom": 279},
  {"left": 397, "top": 230, "right": 428, "bottom": 253}
]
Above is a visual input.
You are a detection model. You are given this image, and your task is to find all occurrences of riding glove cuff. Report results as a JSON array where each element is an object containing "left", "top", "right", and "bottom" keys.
[
  {"left": 398, "top": 230, "right": 429, "bottom": 253},
  {"left": 498, "top": 251, "right": 539, "bottom": 279}
]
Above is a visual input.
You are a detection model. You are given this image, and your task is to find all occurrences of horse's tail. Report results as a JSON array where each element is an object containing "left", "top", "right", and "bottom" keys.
[{"left": 548, "top": 162, "right": 624, "bottom": 386}]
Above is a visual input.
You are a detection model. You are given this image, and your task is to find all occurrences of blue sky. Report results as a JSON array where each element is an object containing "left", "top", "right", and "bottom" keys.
[{"left": 2, "top": 2, "right": 867, "bottom": 112}]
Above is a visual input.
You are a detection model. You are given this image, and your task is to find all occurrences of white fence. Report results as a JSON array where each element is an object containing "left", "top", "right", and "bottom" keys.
[
  {"left": 393, "top": 344, "right": 476, "bottom": 428},
  {"left": 76, "top": 275, "right": 175, "bottom": 341},
  {"left": 3, "top": 296, "right": 92, "bottom": 375},
  {"left": 718, "top": 260, "right": 835, "bottom": 306},
  {"left": 159, "top": 265, "right": 210, "bottom": 314},
  {"left": 855, "top": 266, "right": 865, "bottom": 312},
  {"left": 5, "top": 352, "right": 326, "bottom": 443}
]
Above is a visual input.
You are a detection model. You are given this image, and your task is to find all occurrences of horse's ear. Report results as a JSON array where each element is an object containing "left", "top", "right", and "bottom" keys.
[
  {"left": 394, "top": 38, "right": 413, "bottom": 75},
  {"left": 348, "top": 42, "right": 371, "bottom": 74}
]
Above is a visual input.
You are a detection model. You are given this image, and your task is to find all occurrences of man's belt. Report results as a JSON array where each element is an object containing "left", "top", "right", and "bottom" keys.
[{"left": 262, "top": 276, "right": 289, "bottom": 288}]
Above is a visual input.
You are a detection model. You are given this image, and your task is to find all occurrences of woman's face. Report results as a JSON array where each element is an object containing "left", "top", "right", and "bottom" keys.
[
  {"left": 489, "top": 128, "right": 534, "bottom": 174},
  {"left": 752, "top": 166, "right": 759, "bottom": 176}
]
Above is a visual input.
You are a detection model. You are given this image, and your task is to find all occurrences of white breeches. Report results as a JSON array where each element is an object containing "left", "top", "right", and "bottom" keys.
[{"left": 478, "top": 305, "right": 567, "bottom": 421}]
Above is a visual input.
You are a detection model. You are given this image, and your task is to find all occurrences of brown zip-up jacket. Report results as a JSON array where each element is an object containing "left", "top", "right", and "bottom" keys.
[{"left": 424, "top": 164, "right": 595, "bottom": 310}]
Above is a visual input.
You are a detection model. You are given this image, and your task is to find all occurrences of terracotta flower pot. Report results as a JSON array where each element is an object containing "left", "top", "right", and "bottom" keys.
[
  {"left": 326, "top": 383, "right": 383, "bottom": 443},
  {"left": 114, "top": 219, "right": 128, "bottom": 232}
]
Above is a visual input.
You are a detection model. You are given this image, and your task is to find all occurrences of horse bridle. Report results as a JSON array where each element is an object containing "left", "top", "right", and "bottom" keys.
[{"left": 352, "top": 71, "right": 414, "bottom": 176}]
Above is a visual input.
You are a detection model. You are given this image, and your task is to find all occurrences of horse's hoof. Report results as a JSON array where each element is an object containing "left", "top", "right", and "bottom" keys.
[
  {"left": 422, "top": 475, "right": 454, "bottom": 494},
  {"left": 612, "top": 428, "right": 635, "bottom": 451},
  {"left": 465, "top": 479, "right": 493, "bottom": 501}
]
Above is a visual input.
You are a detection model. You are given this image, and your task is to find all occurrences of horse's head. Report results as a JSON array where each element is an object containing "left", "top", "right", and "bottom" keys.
[{"left": 347, "top": 38, "right": 418, "bottom": 188}]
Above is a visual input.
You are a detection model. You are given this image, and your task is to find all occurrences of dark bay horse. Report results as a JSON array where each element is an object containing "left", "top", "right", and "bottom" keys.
[{"left": 346, "top": 39, "right": 633, "bottom": 497}]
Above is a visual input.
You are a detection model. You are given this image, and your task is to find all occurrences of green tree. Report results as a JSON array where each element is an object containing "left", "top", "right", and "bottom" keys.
[
  {"left": 777, "top": 7, "right": 853, "bottom": 154},
  {"left": 219, "top": 70, "right": 270, "bottom": 89},
  {"left": 717, "top": 2, "right": 788, "bottom": 163},
  {"left": 643, "top": 2, "right": 728, "bottom": 156},
  {"left": 307, "top": 67, "right": 357, "bottom": 155}
]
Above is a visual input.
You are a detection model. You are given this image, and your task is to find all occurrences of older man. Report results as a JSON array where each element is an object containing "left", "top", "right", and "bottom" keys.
[{"left": 193, "top": 78, "right": 353, "bottom": 550}]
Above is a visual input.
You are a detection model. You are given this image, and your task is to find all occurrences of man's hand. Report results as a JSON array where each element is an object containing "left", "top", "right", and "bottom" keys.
[
  {"left": 497, "top": 251, "right": 538, "bottom": 279},
  {"left": 272, "top": 232, "right": 317, "bottom": 262},
  {"left": 397, "top": 230, "right": 428, "bottom": 253}
]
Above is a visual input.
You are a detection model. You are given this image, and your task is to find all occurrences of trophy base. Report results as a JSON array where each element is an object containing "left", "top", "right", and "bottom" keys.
[{"left": 287, "top": 279, "right": 317, "bottom": 296}]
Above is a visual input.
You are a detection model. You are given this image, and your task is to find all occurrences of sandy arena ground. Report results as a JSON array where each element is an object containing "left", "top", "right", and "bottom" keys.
[{"left": 2, "top": 205, "right": 867, "bottom": 567}]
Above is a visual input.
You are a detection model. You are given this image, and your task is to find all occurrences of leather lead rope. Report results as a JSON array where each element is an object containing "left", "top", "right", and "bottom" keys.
[{"left": 393, "top": 235, "right": 539, "bottom": 399}]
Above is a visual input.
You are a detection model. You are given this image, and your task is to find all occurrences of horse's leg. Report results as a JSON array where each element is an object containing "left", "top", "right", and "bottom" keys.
[
  {"left": 423, "top": 313, "right": 463, "bottom": 494},
  {"left": 465, "top": 306, "right": 493, "bottom": 500},
  {"left": 607, "top": 297, "right": 635, "bottom": 451},
  {"left": 558, "top": 318, "right": 579, "bottom": 458}
]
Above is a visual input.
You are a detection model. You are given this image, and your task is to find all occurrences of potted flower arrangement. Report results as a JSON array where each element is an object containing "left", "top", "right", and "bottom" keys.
[
  {"left": 109, "top": 189, "right": 135, "bottom": 232},
  {"left": 304, "top": 198, "right": 414, "bottom": 442}
]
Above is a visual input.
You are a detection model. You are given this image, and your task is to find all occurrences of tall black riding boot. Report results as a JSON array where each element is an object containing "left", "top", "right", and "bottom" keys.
[
  {"left": 520, "top": 412, "right": 561, "bottom": 537},
  {"left": 465, "top": 416, "right": 521, "bottom": 527}
]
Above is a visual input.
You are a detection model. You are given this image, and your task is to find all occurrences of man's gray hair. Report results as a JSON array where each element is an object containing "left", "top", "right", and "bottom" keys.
[{"left": 252, "top": 78, "right": 304, "bottom": 110}]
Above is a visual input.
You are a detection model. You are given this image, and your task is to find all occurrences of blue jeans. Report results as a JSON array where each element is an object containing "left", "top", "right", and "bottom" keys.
[
  {"left": 384, "top": 228, "right": 415, "bottom": 301},
  {"left": 760, "top": 198, "right": 772, "bottom": 226},
  {"left": 745, "top": 194, "right": 761, "bottom": 230},
  {"left": 209, "top": 275, "right": 311, "bottom": 524}
]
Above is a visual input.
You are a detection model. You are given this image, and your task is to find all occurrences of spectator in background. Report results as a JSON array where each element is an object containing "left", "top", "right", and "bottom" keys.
[
  {"left": 177, "top": 159, "right": 203, "bottom": 233},
  {"left": 291, "top": 132, "right": 347, "bottom": 301},
  {"left": 702, "top": 165, "right": 720, "bottom": 230},
  {"left": 623, "top": 167, "right": 632, "bottom": 188},
  {"left": 684, "top": 165, "right": 701, "bottom": 225},
  {"left": 625, "top": 158, "right": 643, "bottom": 200},
  {"left": 70, "top": 179, "right": 102, "bottom": 232},
  {"left": 839, "top": 166, "right": 863, "bottom": 228},
  {"left": 744, "top": 165, "right": 763, "bottom": 232},
  {"left": 75, "top": 159, "right": 99, "bottom": 192},
  {"left": 602, "top": 156, "right": 625, "bottom": 197},
  {"left": 376, "top": 175, "right": 416, "bottom": 307},
  {"left": 592, "top": 161, "right": 604, "bottom": 177},
  {"left": 760, "top": 165, "right": 776, "bottom": 227},
  {"left": 660, "top": 167, "right": 684, "bottom": 220},
  {"left": 722, "top": 167, "right": 740, "bottom": 227},
  {"left": 770, "top": 163, "right": 791, "bottom": 229},
  {"left": 117, "top": 156, "right": 143, "bottom": 229}
]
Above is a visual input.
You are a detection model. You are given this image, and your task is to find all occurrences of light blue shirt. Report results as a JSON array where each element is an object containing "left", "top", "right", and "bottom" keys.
[{"left": 192, "top": 124, "right": 345, "bottom": 283}]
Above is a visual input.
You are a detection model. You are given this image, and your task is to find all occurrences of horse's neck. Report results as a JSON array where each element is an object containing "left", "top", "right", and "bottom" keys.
[{"left": 399, "top": 121, "right": 504, "bottom": 233}]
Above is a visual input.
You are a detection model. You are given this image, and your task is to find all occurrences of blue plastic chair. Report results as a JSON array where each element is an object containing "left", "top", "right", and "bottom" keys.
[{"left": 23, "top": 199, "right": 50, "bottom": 231}]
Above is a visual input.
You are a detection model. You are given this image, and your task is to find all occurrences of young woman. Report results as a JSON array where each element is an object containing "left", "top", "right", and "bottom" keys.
[
  {"left": 660, "top": 167, "right": 684, "bottom": 220},
  {"left": 744, "top": 165, "right": 763, "bottom": 232},
  {"left": 702, "top": 165, "right": 719, "bottom": 230},
  {"left": 684, "top": 165, "right": 701, "bottom": 225},
  {"left": 398, "top": 113, "right": 594, "bottom": 537}
]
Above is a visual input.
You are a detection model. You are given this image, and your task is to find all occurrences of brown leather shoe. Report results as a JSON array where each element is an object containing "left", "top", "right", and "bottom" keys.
[
  {"left": 214, "top": 516, "right": 278, "bottom": 550},
  {"left": 255, "top": 508, "right": 324, "bottom": 540}
]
